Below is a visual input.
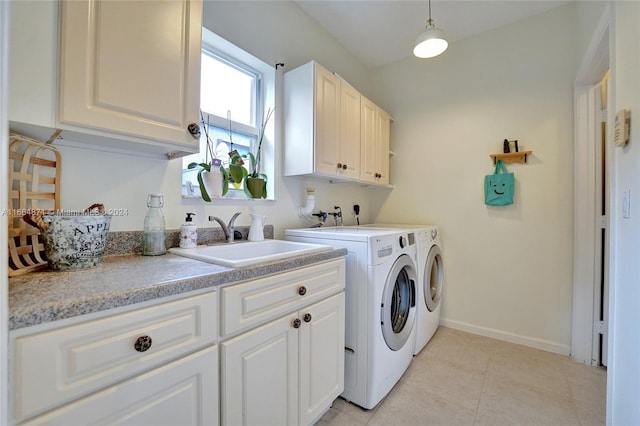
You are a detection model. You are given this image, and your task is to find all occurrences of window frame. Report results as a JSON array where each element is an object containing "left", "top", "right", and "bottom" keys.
[{"left": 182, "top": 27, "right": 275, "bottom": 202}]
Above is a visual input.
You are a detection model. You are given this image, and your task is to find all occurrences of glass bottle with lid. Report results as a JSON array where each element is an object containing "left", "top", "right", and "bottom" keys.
[{"left": 142, "top": 193, "right": 166, "bottom": 256}]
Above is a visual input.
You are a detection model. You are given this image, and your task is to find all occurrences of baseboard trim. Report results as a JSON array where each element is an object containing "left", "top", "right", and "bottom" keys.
[{"left": 440, "top": 319, "right": 571, "bottom": 356}]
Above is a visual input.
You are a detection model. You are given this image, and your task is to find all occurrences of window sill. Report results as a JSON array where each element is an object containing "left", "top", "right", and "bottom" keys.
[{"left": 181, "top": 194, "right": 276, "bottom": 204}]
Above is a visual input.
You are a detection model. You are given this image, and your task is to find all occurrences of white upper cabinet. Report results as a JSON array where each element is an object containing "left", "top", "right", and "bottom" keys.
[
  {"left": 284, "top": 61, "right": 389, "bottom": 186},
  {"left": 8, "top": 0, "right": 203, "bottom": 159},
  {"left": 360, "top": 96, "right": 378, "bottom": 183},
  {"left": 313, "top": 65, "right": 342, "bottom": 176},
  {"left": 360, "top": 97, "right": 391, "bottom": 185},
  {"left": 377, "top": 109, "right": 391, "bottom": 185},
  {"left": 337, "top": 81, "right": 362, "bottom": 180}
]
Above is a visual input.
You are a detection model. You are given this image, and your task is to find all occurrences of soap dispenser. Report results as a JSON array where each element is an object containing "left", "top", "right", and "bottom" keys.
[{"left": 180, "top": 213, "right": 197, "bottom": 248}]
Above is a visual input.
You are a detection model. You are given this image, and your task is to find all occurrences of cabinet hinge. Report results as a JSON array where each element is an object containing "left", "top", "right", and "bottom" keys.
[
  {"left": 595, "top": 320, "right": 607, "bottom": 334},
  {"left": 599, "top": 109, "right": 608, "bottom": 123},
  {"left": 599, "top": 215, "right": 607, "bottom": 229}
]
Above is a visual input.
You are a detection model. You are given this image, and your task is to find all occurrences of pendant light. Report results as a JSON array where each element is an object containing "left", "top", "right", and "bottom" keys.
[{"left": 413, "top": 0, "right": 448, "bottom": 58}]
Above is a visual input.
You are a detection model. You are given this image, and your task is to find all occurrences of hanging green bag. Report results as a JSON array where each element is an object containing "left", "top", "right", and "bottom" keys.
[{"left": 484, "top": 160, "right": 514, "bottom": 206}]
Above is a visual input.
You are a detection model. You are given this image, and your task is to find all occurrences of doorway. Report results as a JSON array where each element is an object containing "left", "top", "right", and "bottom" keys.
[
  {"left": 593, "top": 73, "right": 610, "bottom": 367},
  {"left": 572, "top": 11, "right": 611, "bottom": 366}
]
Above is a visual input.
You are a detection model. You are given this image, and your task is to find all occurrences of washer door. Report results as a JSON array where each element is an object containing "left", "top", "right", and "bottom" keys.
[
  {"left": 381, "top": 254, "right": 417, "bottom": 351},
  {"left": 424, "top": 245, "right": 444, "bottom": 312}
]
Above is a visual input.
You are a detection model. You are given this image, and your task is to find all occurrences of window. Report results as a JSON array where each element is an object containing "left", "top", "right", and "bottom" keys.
[{"left": 182, "top": 28, "right": 275, "bottom": 200}]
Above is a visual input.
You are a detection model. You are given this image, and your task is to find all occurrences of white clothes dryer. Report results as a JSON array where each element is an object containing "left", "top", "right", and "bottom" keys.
[
  {"left": 412, "top": 226, "right": 444, "bottom": 354},
  {"left": 361, "top": 224, "right": 444, "bottom": 355},
  {"left": 285, "top": 226, "right": 418, "bottom": 410}
]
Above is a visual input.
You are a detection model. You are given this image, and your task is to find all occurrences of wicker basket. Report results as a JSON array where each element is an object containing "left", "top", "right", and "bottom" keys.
[{"left": 8, "top": 133, "right": 61, "bottom": 276}]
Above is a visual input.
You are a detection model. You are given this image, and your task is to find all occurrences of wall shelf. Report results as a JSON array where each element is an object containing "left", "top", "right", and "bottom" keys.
[{"left": 490, "top": 150, "right": 533, "bottom": 164}]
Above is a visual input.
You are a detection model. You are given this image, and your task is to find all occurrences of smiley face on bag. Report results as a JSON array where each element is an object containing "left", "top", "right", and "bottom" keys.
[
  {"left": 484, "top": 160, "right": 515, "bottom": 206},
  {"left": 489, "top": 179, "right": 507, "bottom": 196}
]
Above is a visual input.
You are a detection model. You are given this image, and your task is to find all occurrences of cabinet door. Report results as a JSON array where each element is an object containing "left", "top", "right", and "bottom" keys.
[
  {"left": 339, "top": 83, "right": 361, "bottom": 179},
  {"left": 25, "top": 346, "right": 218, "bottom": 426},
  {"left": 299, "top": 292, "right": 345, "bottom": 425},
  {"left": 314, "top": 65, "right": 342, "bottom": 177},
  {"left": 360, "top": 96, "right": 378, "bottom": 183},
  {"left": 376, "top": 109, "right": 391, "bottom": 185},
  {"left": 59, "top": 0, "right": 202, "bottom": 149},
  {"left": 221, "top": 314, "right": 299, "bottom": 426},
  {"left": 8, "top": 0, "right": 58, "bottom": 128}
]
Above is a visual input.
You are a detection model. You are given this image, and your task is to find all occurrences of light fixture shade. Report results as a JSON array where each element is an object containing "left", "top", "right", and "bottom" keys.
[{"left": 413, "top": 26, "right": 448, "bottom": 58}]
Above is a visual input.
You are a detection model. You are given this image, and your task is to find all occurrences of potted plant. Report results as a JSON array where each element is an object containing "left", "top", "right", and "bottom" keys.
[
  {"left": 221, "top": 112, "right": 248, "bottom": 194},
  {"left": 227, "top": 149, "right": 247, "bottom": 192},
  {"left": 187, "top": 111, "right": 226, "bottom": 201},
  {"left": 245, "top": 108, "right": 274, "bottom": 199}
]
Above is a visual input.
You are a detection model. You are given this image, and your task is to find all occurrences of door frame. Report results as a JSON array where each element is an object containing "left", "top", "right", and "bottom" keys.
[
  {"left": 1, "top": 0, "right": 10, "bottom": 422},
  {"left": 572, "top": 6, "right": 611, "bottom": 365}
]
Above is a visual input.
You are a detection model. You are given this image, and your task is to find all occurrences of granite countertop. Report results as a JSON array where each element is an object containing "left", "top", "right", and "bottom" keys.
[{"left": 8, "top": 247, "right": 347, "bottom": 331}]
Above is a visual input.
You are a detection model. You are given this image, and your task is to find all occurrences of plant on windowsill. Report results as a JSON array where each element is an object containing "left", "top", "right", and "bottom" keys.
[
  {"left": 227, "top": 148, "right": 247, "bottom": 193},
  {"left": 220, "top": 111, "right": 248, "bottom": 195},
  {"left": 245, "top": 108, "right": 274, "bottom": 199},
  {"left": 187, "top": 111, "right": 227, "bottom": 202}
]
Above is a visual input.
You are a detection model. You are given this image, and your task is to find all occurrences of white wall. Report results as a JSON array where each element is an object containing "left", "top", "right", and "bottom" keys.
[
  {"left": 369, "top": 4, "right": 582, "bottom": 353},
  {"left": 608, "top": 2, "right": 640, "bottom": 424},
  {"left": 54, "top": 1, "right": 375, "bottom": 236}
]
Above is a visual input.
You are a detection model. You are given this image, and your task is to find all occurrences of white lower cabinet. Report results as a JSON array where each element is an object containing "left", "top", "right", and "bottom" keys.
[
  {"left": 222, "top": 311, "right": 299, "bottom": 425},
  {"left": 298, "top": 293, "right": 345, "bottom": 424},
  {"left": 222, "top": 293, "right": 345, "bottom": 426},
  {"left": 10, "top": 292, "right": 218, "bottom": 425},
  {"left": 9, "top": 259, "right": 346, "bottom": 426},
  {"left": 23, "top": 346, "right": 218, "bottom": 426},
  {"left": 221, "top": 259, "right": 346, "bottom": 426}
]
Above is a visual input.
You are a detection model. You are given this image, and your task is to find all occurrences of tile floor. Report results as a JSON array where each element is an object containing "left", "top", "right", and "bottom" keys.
[{"left": 317, "top": 327, "right": 606, "bottom": 426}]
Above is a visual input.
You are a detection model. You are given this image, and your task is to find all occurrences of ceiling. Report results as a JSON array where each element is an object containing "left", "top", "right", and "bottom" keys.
[{"left": 294, "top": 0, "right": 572, "bottom": 69}]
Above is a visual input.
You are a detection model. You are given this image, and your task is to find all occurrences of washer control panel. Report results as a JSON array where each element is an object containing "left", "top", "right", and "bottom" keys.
[{"left": 373, "top": 232, "right": 416, "bottom": 262}]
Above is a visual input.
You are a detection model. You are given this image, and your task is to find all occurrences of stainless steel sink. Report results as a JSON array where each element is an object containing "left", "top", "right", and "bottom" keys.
[{"left": 168, "top": 239, "right": 333, "bottom": 267}]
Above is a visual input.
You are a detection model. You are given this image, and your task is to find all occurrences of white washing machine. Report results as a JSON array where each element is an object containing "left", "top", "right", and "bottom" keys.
[
  {"left": 362, "top": 224, "right": 444, "bottom": 355},
  {"left": 285, "top": 226, "right": 418, "bottom": 410}
]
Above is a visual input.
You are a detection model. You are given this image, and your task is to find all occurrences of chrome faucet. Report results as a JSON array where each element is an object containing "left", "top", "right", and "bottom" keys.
[{"left": 209, "top": 212, "right": 241, "bottom": 243}]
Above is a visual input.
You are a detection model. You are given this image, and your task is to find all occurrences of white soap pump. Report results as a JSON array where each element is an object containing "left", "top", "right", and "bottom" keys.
[{"left": 179, "top": 212, "right": 197, "bottom": 248}]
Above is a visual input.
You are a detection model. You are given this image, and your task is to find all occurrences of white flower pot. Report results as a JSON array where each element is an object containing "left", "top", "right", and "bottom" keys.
[{"left": 202, "top": 170, "right": 223, "bottom": 198}]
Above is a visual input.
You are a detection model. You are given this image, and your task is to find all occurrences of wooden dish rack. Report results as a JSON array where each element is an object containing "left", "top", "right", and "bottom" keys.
[{"left": 8, "top": 133, "right": 61, "bottom": 276}]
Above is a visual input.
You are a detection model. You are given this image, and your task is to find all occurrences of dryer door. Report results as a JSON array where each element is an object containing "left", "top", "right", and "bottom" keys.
[
  {"left": 381, "top": 254, "right": 417, "bottom": 351},
  {"left": 424, "top": 245, "right": 444, "bottom": 312}
]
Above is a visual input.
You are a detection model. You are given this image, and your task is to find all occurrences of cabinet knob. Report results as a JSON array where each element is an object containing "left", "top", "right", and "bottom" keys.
[
  {"left": 187, "top": 123, "right": 201, "bottom": 139},
  {"left": 134, "top": 335, "right": 153, "bottom": 352},
  {"left": 292, "top": 318, "right": 302, "bottom": 329},
  {"left": 298, "top": 286, "right": 307, "bottom": 296},
  {"left": 342, "top": 164, "right": 348, "bottom": 170},
  {"left": 303, "top": 313, "right": 312, "bottom": 323},
  {"left": 336, "top": 162, "right": 343, "bottom": 169}
]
